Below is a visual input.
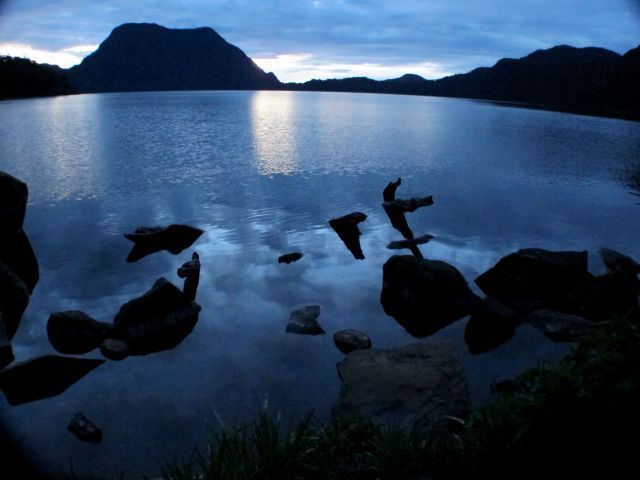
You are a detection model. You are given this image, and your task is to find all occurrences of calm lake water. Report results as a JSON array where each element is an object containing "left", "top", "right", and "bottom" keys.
[{"left": 1, "top": 90, "right": 640, "bottom": 477}]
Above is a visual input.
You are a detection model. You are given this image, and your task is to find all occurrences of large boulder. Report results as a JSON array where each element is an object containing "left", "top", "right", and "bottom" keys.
[
  {"left": 333, "top": 329, "right": 372, "bottom": 354},
  {"left": 464, "top": 297, "right": 517, "bottom": 354},
  {"left": 0, "top": 355, "right": 105, "bottom": 406},
  {"left": 526, "top": 309, "right": 594, "bottom": 342},
  {"left": 107, "top": 277, "right": 200, "bottom": 357},
  {"left": 47, "top": 311, "right": 112, "bottom": 354},
  {"left": 0, "top": 261, "right": 29, "bottom": 339},
  {"left": 0, "top": 229, "right": 39, "bottom": 294},
  {"left": 124, "top": 224, "right": 204, "bottom": 262},
  {"left": 334, "top": 342, "right": 469, "bottom": 429},
  {"left": 381, "top": 255, "right": 476, "bottom": 338},
  {"left": 475, "top": 248, "right": 591, "bottom": 313},
  {"left": 0, "top": 171, "right": 28, "bottom": 236}
]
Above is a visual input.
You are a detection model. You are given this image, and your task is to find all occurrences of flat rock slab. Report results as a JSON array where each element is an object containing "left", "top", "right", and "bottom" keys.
[
  {"left": 335, "top": 342, "right": 469, "bottom": 429},
  {"left": 0, "top": 355, "right": 105, "bottom": 406}
]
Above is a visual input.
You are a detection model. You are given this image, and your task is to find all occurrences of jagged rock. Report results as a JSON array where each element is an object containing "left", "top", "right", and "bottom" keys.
[
  {"left": 464, "top": 297, "right": 518, "bottom": 354},
  {"left": 285, "top": 305, "right": 325, "bottom": 335},
  {"left": 0, "top": 171, "right": 28, "bottom": 236},
  {"left": 328, "top": 212, "right": 367, "bottom": 260},
  {"left": 334, "top": 342, "right": 469, "bottom": 429},
  {"left": 382, "top": 178, "right": 402, "bottom": 202},
  {"left": 387, "top": 234, "right": 434, "bottom": 250},
  {"left": 68, "top": 412, "right": 102, "bottom": 444},
  {"left": 47, "top": 311, "right": 112, "bottom": 355},
  {"left": 0, "top": 261, "right": 29, "bottom": 339},
  {"left": 475, "top": 248, "right": 590, "bottom": 314},
  {"left": 124, "top": 224, "right": 204, "bottom": 262},
  {"left": 177, "top": 252, "right": 200, "bottom": 301},
  {"left": 0, "top": 229, "right": 39, "bottom": 294},
  {"left": 599, "top": 248, "right": 640, "bottom": 275},
  {"left": 526, "top": 309, "right": 594, "bottom": 342},
  {"left": 278, "top": 252, "right": 303, "bottom": 264},
  {"left": 579, "top": 272, "right": 639, "bottom": 321},
  {"left": 333, "top": 329, "right": 372, "bottom": 354},
  {"left": 382, "top": 195, "right": 434, "bottom": 213},
  {"left": 100, "top": 338, "right": 130, "bottom": 361},
  {"left": 0, "top": 317, "right": 14, "bottom": 370},
  {"left": 108, "top": 277, "right": 200, "bottom": 356},
  {"left": 0, "top": 355, "right": 105, "bottom": 406},
  {"left": 381, "top": 255, "right": 476, "bottom": 338}
]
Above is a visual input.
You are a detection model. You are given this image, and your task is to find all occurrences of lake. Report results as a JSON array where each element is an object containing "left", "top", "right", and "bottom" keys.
[{"left": 1, "top": 90, "right": 640, "bottom": 477}]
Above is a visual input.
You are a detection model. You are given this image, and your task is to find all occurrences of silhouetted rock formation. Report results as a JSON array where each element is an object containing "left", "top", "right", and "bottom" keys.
[
  {"left": 334, "top": 342, "right": 469, "bottom": 429},
  {"left": 0, "top": 261, "right": 29, "bottom": 340},
  {"left": 47, "top": 311, "right": 112, "bottom": 355},
  {"left": 0, "top": 355, "right": 104, "bottom": 406},
  {"left": 103, "top": 278, "right": 200, "bottom": 359},
  {"left": 177, "top": 252, "right": 200, "bottom": 301},
  {"left": 0, "top": 229, "right": 39, "bottom": 294},
  {"left": 278, "top": 252, "right": 303, "bottom": 264},
  {"left": 124, "top": 224, "right": 204, "bottom": 262},
  {"left": 0, "top": 320, "right": 14, "bottom": 370},
  {"left": 329, "top": 212, "right": 367, "bottom": 260},
  {"left": 68, "top": 412, "right": 102, "bottom": 444},
  {"left": 333, "top": 329, "right": 371, "bottom": 354},
  {"left": 0, "top": 172, "right": 28, "bottom": 235},
  {"left": 67, "top": 23, "right": 280, "bottom": 93},
  {"left": 0, "top": 56, "right": 75, "bottom": 100},
  {"left": 381, "top": 255, "right": 476, "bottom": 338},
  {"left": 599, "top": 247, "right": 640, "bottom": 275},
  {"left": 285, "top": 305, "right": 325, "bottom": 335},
  {"left": 464, "top": 297, "right": 517, "bottom": 355},
  {"left": 382, "top": 178, "right": 402, "bottom": 202},
  {"left": 525, "top": 309, "right": 593, "bottom": 342}
]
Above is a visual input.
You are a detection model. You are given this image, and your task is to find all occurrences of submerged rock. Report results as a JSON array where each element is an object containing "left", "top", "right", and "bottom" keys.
[
  {"left": 286, "top": 305, "right": 325, "bottom": 335},
  {"left": 278, "top": 252, "right": 303, "bottom": 264},
  {"left": 329, "top": 212, "right": 367, "bottom": 260},
  {"left": 0, "top": 171, "right": 28, "bottom": 236},
  {"left": 333, "top": 329, "right": 372, "bottom": 354},
  {"left": 381, "top": 255, "right": 476, "bottom": 338},
  {"left": 475, "top": 248, "right": 590, "bottom": 314},
  {"left": 0, "top": 355, "right": 105, "bottom": 406},
  {"left": 68, "top": 412, "right": 102, "bottom": 444},
  {"left": 334, "top": 342, "right": 469, "bottom": 429},
  {"left": 464, "top": 297, "right": 517, "bottom": 355},
  {"left": 107, "top": 278, "right": 200, "bottom": 356},
  {"left": 526, "top": 309, "right": 594, "bottom": 342},
  {"left": 177, "top": 252, "right": 200, "bottom": 301},
  {"left": 599, "top": 248, "right": 640, "bottom": 275},
  {"left": 0, "top": 229, "right": 39, "bottom": 294},
  {"left": 0, "top": 261, "right": 29, "bottom": 340},
  {"left": 0, "top": 319, "right": 14, "bottom": 370},
  {"left": 47, "top": 311, "right": 112, "bottom": 355},
  {"left": 124, "top": 224, "right": 204, "bottom": 262}
]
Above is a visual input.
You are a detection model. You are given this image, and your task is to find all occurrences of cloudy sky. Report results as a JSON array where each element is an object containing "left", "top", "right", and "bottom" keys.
[{"left": 0, "top": 0, "right": 638, "bottom": 82}]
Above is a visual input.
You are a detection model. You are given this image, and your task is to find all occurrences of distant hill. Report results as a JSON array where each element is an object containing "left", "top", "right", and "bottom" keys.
[
  {"left": 0, "top": 56, "right": 75, "bottom": 100},
  {"left": 67, "top": 23, "right": 280, "bottom": 92},
  {"left": 290, "top": 45, "right": 640, "bottom": 121}
]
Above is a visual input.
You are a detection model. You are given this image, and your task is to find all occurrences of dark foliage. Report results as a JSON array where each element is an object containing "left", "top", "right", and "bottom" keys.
[{"left": 0, "top": 56, "right": 75, "bottom": 100}]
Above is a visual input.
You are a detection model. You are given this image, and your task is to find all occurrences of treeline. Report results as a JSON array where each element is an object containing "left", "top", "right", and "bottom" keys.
[{"left": 0, "top": 56, "right": 75, "bottom": 100}]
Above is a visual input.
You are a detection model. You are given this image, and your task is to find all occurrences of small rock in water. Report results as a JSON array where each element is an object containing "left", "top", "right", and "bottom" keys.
[
  {"left": 286, "top": 305, "right": 325, "bottom": 335},
  {"left": 100, "top": 338, "right": 130, "bottom": 361},
  {"left": 333, "top": 329, "right": 372, "bottom": 354},
  {"left": 278, "top": 252, "right": 303, "bottom": 264},
  {"left": 599, "top": 247, "right": 640, "bottom": 275},
  {"left": 177, "top": 252, "right": 201, "bottom": 301},
  {"left": 68, "top": 412, "right": 102, "bottom": 444}
]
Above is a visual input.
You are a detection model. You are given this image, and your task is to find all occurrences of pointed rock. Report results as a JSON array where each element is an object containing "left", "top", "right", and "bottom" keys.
[
  {"left": 329, "top": 212, "right": 367, "bottom": 260},
  {"left": 0, "top": 229, "right": 39, "bottom": 294},
  {"left": 278, "top": 252, "right": 303, "bottom": 264}
]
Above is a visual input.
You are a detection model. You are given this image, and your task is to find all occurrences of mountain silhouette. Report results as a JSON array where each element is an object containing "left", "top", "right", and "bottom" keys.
[{"left": 67, "top": 23, "right": 280, "bottom": 92}]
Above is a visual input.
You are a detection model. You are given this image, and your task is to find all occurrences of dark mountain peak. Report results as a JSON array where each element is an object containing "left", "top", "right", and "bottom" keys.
[
  {"left": 522, "top": 45, "right": 620, "bottom": 64},
  {"left": 386, "top": 73, "right": 428, "bottom": 83},
  {"left": 68, "top": 22, "right": 280, "bottom": 93}
]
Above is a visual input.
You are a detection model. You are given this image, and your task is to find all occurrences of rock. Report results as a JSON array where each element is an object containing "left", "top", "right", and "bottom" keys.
[
  {"left": 382, "top": 202, "right": 415, "bottom": 241},
  {"left": 0, "top": 261, "right": 29, "bottom": 339},
  {"left": 334, "top": 342, "right": 469, "bottom": 429},
  {"left": 0, "top": 317, "right": 14, "bottom": 370},
  {"left": 0, "top": 355, "right": 105, "bottom": 406},
  {"left": 278, "top": 252, "right": 303, "bottom": 264},
  {"left": 285, "top": 305, "right": 325, "bottom": 335},
  {"left": 475, "top": 248, "right": 590, "bottom": 313},
  {"left": 100, "top": 338, "right": 130, "bottom": 361},
  {"left": 108, "top": 277, "right": 200, "bottom": 356},
  {"left": 177, "top": 252, "right": 200, "bottom": 301},
  {"left": 47, "top": 311, "right": 112, "bottom": 355},
  {"left": 0, "top": 229, "right": 39, "bottom": 294},
  {"left": 387, "top": 234, "right": 434, "bottom": 250},
  {"left": 0, "top": 171, "right": 28, "bottom": 236},
  {"left": 328, "top": 212, "right": 367, "bottom": 260},
  {"left": 68, "top": 412, "right": 102, "bottom": 444},
  {"left": 382, "top": 178, "right": 402, "bottom": 202},
  {"left": 526, "top": 309, "right": 593, "bottom": 342},
  {"left": 333, "top": 329, "right": 372, "bottom": 354},
  {"left": 124, "top": 224, "right": 204, "bottom": 262},
  {"left": 579, "top": 272, "right": 639, "bottom": 321},
  {"left": 464, "top": 297, "right": 517, "bottom": 354},
  {"left": 382, "top": 195, "right": 434, "bottom": 213},
  {"left": 599, "top": 247, "right": 640, "bottom": 275},
  {"left": 380, "top": 255, "right": 476, "bottom": 338}
]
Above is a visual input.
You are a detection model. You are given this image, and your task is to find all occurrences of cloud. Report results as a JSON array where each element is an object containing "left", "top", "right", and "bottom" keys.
[{"left": 0, "top": 42, "right": 97, "bottom": 67}]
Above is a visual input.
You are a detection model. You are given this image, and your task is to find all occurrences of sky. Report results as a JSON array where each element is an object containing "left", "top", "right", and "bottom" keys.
[{"left": 0, "top": 0, "right": 638, "bottom": 82}]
